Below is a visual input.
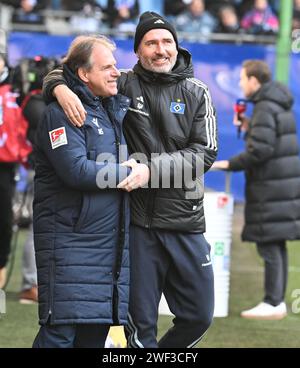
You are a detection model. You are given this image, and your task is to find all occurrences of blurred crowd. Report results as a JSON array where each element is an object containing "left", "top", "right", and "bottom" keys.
[{"left": 0, "top": 0, "right": 300, "bottom": 35}]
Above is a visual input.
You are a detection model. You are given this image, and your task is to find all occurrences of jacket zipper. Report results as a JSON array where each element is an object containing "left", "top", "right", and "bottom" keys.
[
  {"left": 108, "top": 104, "right": 124, "bottom": 324},
  {"left": 112, "top": 198, "right": 126, "bottom": 324},
  {"left": 48, "top": 259, "right": 55, "bottom": 318},
  {"left": 145, "top": 84, "right": 161, "bottom": 228}
]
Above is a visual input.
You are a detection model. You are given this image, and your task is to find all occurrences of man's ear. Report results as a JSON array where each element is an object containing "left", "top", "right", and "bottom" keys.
[
  {"left": 78, "top": 67, "right": 89, "bottom": 83},
  {"left": 250, "top": 75, "right": 261, "bottom": 90}
]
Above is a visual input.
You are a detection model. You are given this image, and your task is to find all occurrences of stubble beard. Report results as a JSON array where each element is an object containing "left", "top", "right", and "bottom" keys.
[{"left": 140, "top": 55, "right": 177, "bottom": 74}]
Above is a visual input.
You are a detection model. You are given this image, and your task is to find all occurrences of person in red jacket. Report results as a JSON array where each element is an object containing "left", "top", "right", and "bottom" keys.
[{"left": 0, "top": 54, "right": 31, "bottom": 289}]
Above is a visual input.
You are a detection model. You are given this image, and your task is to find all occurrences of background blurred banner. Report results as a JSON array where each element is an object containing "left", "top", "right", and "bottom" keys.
[{"left": 8, "top": 32, "right": 300, "bottom": 200}]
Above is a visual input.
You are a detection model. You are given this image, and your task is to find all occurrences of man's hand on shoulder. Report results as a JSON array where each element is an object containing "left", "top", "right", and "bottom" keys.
[{"left": 53, "top": 85, "right": 87, "bottom": 127}]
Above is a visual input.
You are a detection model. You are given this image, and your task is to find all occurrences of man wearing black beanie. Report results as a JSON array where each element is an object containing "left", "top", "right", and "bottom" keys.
[
  {"left": 133, "top": 11, "right": 179, "bottom": 52},
  {"left": 43, "top": 11, "right": 218, "bottom": 348}
]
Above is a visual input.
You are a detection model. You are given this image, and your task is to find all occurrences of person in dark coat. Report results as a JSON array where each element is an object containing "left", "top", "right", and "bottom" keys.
[
  {"left": 213, "top": 59, "right": 300, "bottom": 320},
  {"left": 32, "top": 35, "right": 149, "bottom": 348}
]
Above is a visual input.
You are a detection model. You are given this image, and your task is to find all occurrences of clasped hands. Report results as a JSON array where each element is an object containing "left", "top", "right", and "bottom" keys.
[{"left": 117, "top": 159, "right": 150, "bottom": 192}]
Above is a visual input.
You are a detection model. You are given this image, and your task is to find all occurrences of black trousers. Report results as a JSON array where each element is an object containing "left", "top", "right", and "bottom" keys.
[
  {"left": 0, "top": 164, "right": 16, "bottom": 268},
  {"left": 125, "top": 225, "right": 214, "bottom": 348},
  {"left": 256, "top": 241, "right": 288, "bottom": 306},
  {"left": 32, "top": 323, "right": 110, "bottom": 348}
]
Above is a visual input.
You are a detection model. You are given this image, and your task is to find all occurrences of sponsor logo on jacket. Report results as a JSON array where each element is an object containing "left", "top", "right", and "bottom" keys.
[{"left": 49, "top": 127, "right": 68, "bottom": 149}]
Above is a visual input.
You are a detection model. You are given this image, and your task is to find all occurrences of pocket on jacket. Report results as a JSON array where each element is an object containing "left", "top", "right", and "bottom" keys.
[
  {"left": 55, "top": 191, "right": 81, "bottom": 228},
  {"left": 74, "top": 193, "right": 90, "bottom": 232}
]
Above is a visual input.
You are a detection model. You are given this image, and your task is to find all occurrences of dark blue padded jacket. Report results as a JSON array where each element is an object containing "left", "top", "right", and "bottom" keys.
[{"left": 33, "top": 65, "right": 131, "bottom": 325}]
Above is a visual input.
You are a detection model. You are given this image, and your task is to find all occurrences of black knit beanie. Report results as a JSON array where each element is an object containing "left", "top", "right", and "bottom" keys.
[{"left": 134, "top": 11, "right": 178, "bottom": 52}]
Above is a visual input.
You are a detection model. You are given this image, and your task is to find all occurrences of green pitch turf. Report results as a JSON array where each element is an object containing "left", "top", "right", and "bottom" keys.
[{"left": 1, "top": 204, "right": 300, "bottom": 348}]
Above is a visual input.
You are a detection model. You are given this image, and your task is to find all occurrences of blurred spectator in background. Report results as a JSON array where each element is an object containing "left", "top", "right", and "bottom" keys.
[
  {"left": 294, "top": 0, "right": 300, "bottom": 14},
  {"left": 205, "top": 0, "right": 242, "bottom": 17},
  {"left": 61, "top": 0, "right": 106, "bottom": 33},
  {"left": 268, "top": 0, "right": 280, "bottom": 14},
  {"left": 49, "top": 0, "right": 61, "bottom": 9},
  {"left": 10, "top": 0, "right": 48, "bottom": 26},
  {"left": 213, "top": 60, "right": 300, "bottom": 320},
  {"left": 164, "top": 0, "right": 189, "bottom": 17},
  {"left": 172, "top": 0, "right": 217, "bottom": 34},
  {"left": 106, "top": 0, "right": 139, "bottom": 31},
  {"left": 293, "top": 0, "right": 300, "bottom": 30},
  {"left": 138, "top": 0, "right": 163, "bottom": 15},
  {"left": 241, "top": 0, "right": 279, "bottom": 34},
  {"left": 215, "top": 4, "right": 242, "bottom": 33},
  {"left": 233, "top": 0, "right": 254, "bottom": 18},
  {"left": 61, "top": 0, "right": 101, "bottom": 11}
]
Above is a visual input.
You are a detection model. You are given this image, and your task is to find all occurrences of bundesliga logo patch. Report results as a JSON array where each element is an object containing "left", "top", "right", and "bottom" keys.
[
  {"left": 49, "top": 127, "right": 68, "bottom": 149},
  {"left": 170, "top": 101, "right": 185, "bottom": 115}
]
